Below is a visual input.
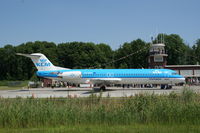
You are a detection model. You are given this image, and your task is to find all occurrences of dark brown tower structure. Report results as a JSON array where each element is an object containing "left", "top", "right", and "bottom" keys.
[{"left": 148, "top": 43, "right": 168, "bottom": 68}]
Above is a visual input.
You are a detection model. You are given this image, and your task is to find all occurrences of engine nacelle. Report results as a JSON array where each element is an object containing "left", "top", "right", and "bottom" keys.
[{"left": 58, "top": 71, "right": 82, "bottom": 79}]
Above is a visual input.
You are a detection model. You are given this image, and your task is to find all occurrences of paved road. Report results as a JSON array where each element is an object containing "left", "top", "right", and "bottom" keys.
[{"left": 0, "top": 86, "right": 200, "bottom": 98}]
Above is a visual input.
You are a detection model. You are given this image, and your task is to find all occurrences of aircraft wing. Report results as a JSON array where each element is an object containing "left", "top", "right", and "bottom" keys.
[{"left": 90, "top": 78, "right": 122, "bottom": 84}]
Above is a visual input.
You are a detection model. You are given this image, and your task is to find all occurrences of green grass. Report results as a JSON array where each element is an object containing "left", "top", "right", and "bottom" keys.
[
  {"left": 1, "top": 124, "right": 200, "bottom": 133},
  {"left": 0, "top": 80, "right": 28, "bottom": 90},
  {"left": 0, "top": 88, "right": 200, "bottom": 131},
  {"left": 0, "top": 86, "right": 23, "bottom": 90}
]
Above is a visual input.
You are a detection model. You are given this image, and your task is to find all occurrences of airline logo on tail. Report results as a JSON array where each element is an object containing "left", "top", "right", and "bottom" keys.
[{"left": 35, "top": 59, "right": 51, "bottom": 67}]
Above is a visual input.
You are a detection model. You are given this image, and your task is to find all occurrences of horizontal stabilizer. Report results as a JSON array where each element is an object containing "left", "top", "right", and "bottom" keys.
[{"left": 16, "top": 53, "right": 41, "bottom": 58}]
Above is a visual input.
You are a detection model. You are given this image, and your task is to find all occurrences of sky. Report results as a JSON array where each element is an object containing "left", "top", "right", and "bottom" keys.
[{"left": 0, "top": 0, "right": 200, "bottom": 49}]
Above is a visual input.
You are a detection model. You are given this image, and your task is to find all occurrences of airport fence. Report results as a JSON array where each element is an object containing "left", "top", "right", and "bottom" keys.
[{"left": 0, "top": 88, "right": 200, "bottom": 128}]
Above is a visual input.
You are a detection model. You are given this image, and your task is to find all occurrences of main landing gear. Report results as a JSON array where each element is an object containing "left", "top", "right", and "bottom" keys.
[
  {"left": 100, "top": 85, "right": 106, "bottom": 91},
  {"left": 161, "top": 84, "right": 172, "bottom": 89}
]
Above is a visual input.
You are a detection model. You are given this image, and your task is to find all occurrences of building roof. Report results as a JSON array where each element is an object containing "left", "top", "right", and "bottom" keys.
[{"left": 165, "top": 65, "right": 200, "bottom": 68}]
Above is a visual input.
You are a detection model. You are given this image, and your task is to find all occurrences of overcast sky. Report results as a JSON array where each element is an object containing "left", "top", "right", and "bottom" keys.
[{"left": 0, "top": 0, "right": 200, "bottom": 49}]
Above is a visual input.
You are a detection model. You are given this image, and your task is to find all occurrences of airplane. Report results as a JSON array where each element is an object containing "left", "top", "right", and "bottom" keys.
[{"left": 16, "top": 53, "right": 185, "bottom": 90}]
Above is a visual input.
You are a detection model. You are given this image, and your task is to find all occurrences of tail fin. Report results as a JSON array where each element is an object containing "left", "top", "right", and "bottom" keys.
[{"left": 16, "top": 53, "right": 57, "bottom": 71}]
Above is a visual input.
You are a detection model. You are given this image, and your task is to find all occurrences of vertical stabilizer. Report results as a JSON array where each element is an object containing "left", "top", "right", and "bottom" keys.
[{"left": 16, "top": 53, "right": 57, "bottom": 71}]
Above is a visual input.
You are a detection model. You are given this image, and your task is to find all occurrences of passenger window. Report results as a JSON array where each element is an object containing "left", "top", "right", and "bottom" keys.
[{"left": 172, "top": 72, "right": 177, "bottom": 75}]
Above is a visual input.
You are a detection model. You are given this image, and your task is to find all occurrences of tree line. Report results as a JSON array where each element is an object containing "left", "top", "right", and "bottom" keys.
[{"left": 0, "top": 34, "right": 200, "bottom": 80}]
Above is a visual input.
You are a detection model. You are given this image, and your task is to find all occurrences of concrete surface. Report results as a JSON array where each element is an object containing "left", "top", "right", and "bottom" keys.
[{"left": 0, "top": 86, "right": 200, "bottom": 98}]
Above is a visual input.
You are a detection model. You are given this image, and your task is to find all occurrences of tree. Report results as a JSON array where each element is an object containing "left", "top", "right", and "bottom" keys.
[
  {"left": 156, "top": 34, "right": 190, "bottom": 65},
  {"left": 57, "top": 42, "right": 107, "bottom": 69},
  {"left": 0, "top": 48, "right": 6, "bottom": 80},
  {"left": 1, "top": 45, "right": 18, "bottom": 80},
  {"left": 192, "top": 39, "right": 200, "bottom": 64},
  {"left": 114, "top": 39, "right": 149, "bottom": 68},
  {"left": 96, "top": 43, "right": 114, "bottom": 68}
]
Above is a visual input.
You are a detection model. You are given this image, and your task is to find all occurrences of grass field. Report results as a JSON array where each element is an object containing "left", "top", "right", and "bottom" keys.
[
  {"left": 1, "top": 124, "right": 200, "bottom": 133},
  {"left": 0, "top": 88, "right": 200, "bottom": 132},
  {"left": 0, "top": 81, "right": 28, "bottom": 90},
  {"left": 0, "top": 86, "right": 23, "bottom": 90}
]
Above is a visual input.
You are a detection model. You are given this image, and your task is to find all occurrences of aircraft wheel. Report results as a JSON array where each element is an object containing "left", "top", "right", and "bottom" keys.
[
  {"left": 161, "top": 85, "right": 165, "bottom": 89},
  {"left": 166, "top": 85, "right": 172, "bottom": 89},
  {"left": 100, "top": 85, "right": 106, "bottom": 91}
]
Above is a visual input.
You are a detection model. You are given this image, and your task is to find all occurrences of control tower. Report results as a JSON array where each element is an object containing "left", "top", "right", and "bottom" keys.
[{"left": 148, "top": 43, "right": 168, "bottom": 68}]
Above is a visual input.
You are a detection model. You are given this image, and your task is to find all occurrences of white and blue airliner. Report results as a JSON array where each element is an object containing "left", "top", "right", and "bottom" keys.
[{"left": 17, "top": 53, "right": 185, "bottom": 90}]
